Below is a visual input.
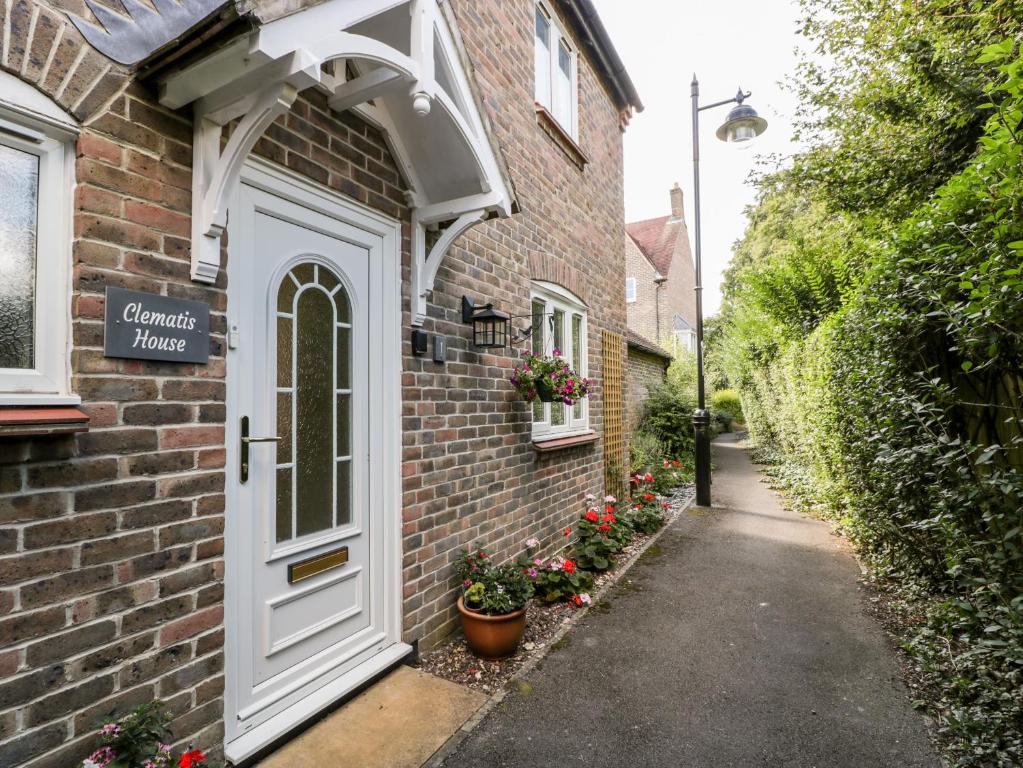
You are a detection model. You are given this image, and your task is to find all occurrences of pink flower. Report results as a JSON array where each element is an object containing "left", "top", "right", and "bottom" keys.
[
  {"left": 533, "top": 557, "right": 543, "bottom": 566},
  {"left": 552, "top": 347, "right": 562, "bottom": 356},
  {"left": 604, "top": 495, "right": 616, "bottom": 503},
  {"left": 578, "top": 592, "right": 592, "bottom": 605},
  {"left": 463, "top": 579, "right": 472, "bottom": 587},
  {"left": 100, "top": 723, "right": 121, "bottom": 736},
  {"left": 525, "top": 537, "right": 540, "bottom": 549},
  {"left": 88, "top": 747, "right": 117, "bottom": 767}
]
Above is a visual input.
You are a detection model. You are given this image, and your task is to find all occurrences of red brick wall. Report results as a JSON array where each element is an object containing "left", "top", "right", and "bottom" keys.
[
  {"left": 399, "top": 0, "right": 627, "bottom": 649},
  {"left": 0, "top": 0, "right": 628, "bottom": 764},
  {"left": 626, "top": 347, "right": 668, "bottom": 432}
]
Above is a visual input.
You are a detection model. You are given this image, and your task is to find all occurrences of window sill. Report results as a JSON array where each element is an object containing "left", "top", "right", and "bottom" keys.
[
  {"left": 534, "top": 103, "right": 588, "bottom": 170},
  {"left": 0, "top": 406, "right": 90, "bottom": 438},
  {"left": 532, "top": 431, "right": 598, "bottom": 454}
]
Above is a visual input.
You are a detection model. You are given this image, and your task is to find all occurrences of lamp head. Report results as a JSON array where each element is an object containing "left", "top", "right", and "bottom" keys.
[{"left": 715, "top": 91, "right": 768, "bottom": 144}]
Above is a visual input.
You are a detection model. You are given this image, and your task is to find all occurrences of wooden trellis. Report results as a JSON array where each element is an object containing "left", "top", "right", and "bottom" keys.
[{"left": 602, "top": 329, "right": 627, "bottom": 500}]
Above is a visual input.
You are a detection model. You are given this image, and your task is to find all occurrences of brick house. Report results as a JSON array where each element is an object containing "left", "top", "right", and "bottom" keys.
[
  {"left": 0, "top": 0, "right": 641, "bottom": 765},
  {"left": 625, "top": 183, "right": 697, "bottom": 354}
]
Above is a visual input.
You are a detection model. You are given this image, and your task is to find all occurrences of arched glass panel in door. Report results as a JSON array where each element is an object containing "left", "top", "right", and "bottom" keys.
[{"left": 274, "top": 262, "right": 353, "bottom": 543}]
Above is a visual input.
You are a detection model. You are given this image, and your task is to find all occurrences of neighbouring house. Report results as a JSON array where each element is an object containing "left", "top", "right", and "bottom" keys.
[
  {"left": 0, "top": 1, "right": 641, "bottom": 765},
  {"left": 625, "top": 183, "right": 697, "bottom": 355}
]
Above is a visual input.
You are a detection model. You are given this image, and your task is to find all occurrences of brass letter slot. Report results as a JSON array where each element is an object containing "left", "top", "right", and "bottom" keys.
[{"left": 288, "top": 546, "right": 349, "bottom": 584}]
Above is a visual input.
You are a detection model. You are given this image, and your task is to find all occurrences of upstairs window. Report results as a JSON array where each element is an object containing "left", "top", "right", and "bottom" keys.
[
  {"left": 530, "top": 282, "right": 588, "bottom": 440},
  {"left": 534, "top": 2, "right": 578, "bottom": 139},
  {"left": 625, "top": 277, "right": 637, "bottom": 303},
  {"left": 0, "top": 72, "right": 76, "bottom": 404}
]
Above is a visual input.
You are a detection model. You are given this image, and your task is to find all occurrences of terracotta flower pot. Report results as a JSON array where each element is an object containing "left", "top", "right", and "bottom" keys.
[{"left": 457, "top": 597, "right": 527, "bottom": 660}]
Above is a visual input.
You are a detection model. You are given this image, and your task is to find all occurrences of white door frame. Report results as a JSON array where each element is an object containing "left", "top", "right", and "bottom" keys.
[{"left": 223, "top": 156, "right": 407, "bottom": 763}]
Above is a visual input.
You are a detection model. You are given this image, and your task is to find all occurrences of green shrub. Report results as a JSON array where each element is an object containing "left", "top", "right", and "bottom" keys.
[
  {"left": 715, "top": 41, "right": 1023, "bottom": 765},
  {"left": 629, "top": 430, "right": 664, "bottom": 474},
  {"left": 711, "top": 389, "right": 743, "bottom": 423},
  {"left": 638, "top": 384, "right": 694, "bottom": 459}
]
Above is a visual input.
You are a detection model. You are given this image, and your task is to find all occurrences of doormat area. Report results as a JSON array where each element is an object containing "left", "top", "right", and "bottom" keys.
[{"left": 255, "top": 666, "right": 487, "bottom": 768}]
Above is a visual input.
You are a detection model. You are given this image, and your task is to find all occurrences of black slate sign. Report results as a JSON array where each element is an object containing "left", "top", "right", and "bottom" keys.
[{"left": 104, "top": 287, "right": 210, "bottom": 364}]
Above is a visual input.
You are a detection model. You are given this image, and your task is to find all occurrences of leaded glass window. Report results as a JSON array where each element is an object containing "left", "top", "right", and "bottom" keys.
[{"left": 275, "top": 263, "right": 353, "bottom": 543}]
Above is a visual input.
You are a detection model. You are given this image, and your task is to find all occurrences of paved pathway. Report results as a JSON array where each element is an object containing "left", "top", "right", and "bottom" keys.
[{"left": 439, "top": 434, "right": 939, "bottom": 768}]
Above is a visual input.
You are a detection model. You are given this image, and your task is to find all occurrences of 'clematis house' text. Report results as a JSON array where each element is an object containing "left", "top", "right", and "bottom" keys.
[{"left": 104, "top": 286, "right": 211, "bottom": 364}]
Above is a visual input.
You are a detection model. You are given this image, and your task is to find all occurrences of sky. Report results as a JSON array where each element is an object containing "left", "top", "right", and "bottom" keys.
[{"left": 591, "top": 0, "right": 806, "bottom": 315}]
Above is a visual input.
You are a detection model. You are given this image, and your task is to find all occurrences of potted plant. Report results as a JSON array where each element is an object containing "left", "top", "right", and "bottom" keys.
[
  {"left": 455, "top": 548, "right": 535, "bottom": 659},
  {"left": 80, "top": 701, "right": 218, "bottom": 768},
  {"left": 509, "top": 349, "right": 590, "bottom": 405}
]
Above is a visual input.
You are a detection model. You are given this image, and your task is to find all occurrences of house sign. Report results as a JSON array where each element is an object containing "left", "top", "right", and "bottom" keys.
[{"left": 104, "top": 286, "right": 210, "bottom": 364}]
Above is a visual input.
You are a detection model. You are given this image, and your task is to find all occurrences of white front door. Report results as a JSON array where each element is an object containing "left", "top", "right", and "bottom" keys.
[{"left": 224, "top": 160, "right": 407, "bottom": 763}]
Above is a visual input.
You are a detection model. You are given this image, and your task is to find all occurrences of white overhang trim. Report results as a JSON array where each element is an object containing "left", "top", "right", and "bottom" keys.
[{"left": 158, "top": 0, "right": 515, "bottom": 296}]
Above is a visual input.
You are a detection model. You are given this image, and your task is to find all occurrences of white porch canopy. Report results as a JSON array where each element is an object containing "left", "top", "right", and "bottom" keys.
[{"left": 159, "top": 0, "right": 515, "bottom": 325}]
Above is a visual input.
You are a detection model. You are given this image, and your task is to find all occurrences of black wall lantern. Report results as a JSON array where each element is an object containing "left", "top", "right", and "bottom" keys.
[{"left": 462, "top": 296, "right": 509, "bottom": 349}]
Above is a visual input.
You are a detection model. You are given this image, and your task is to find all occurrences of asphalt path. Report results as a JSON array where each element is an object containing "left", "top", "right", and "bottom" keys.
[{"left": 440, "top": 433, "right": 939, "bottom": 768}]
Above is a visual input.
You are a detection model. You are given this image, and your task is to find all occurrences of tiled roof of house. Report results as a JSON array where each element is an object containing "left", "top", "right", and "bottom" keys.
[
  {"left": 626, "top": 328, "right": 672, "bottom": 361},
  {"left": 626, "top": 215, "right": 688, "bottom": 277}
]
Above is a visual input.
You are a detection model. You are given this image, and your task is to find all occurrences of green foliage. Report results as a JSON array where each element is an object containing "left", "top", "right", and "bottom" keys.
[
  {"left": 628, "top": 430, "right": 664, "bottom": 474},
  {"left": 455, "top": 549, "right": 534, "bottom": 616},
  {"left": 573, "top": 506, "right": 630, "bottom": 572},
  {"left": 711, "top": 389, "right": 744, "bottom": 423},
  {"left": 623, "top": 477, "right": 667, "bottom": 534},
  {"left": 638, "top": 384, "right": 695, "bottom": 459},
  {"left": 92, "top": 701, "right": 173, "bottom": 768},
  {"left": 717, "top": 25, "right": 1023, "bottom": 765},
  {"left": 524, "top": 557, "right": 594, "bottom": 604}
]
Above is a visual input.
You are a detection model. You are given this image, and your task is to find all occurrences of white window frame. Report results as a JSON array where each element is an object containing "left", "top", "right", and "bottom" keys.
[
  {"left": 533, "top": 1, "right": 579, "bottom": 140},
  {"left": 530, "top": 281, "right": 589, "bottom": 441},
  {"left": 625, "top": 276, "right": 637, "bottom": 303},
  {"left": 0, "top": 71, "right": 78, "bottom": 405}
]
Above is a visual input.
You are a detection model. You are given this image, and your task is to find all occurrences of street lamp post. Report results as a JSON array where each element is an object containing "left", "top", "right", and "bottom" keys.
[{"left": 690, "top": 76, "right": 768, "bottom": 508}]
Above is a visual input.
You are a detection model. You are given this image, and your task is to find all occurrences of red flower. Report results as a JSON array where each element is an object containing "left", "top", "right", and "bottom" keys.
[
  {"left": 563, "top": 527, "right": 571, "bottom": 537},
  {"left": 644, "top": 473, "right": 654, "bottom": 482},
  {"left": 601, "top": 514, "right": 616, "bottom": 524},
  {"left": 572, "top": 594, "right": 583, "bottom": 606},
  {"left": 179, "top": 750, "right": 206, "bottom": 768},
  {"left": 662, "top": 502, "right": 670, "bottom": 509},
  {"left": 584, "top": 510, "right": 599, "bottom": 522},
  {"left": 598, "top": 523, "right": 611, "bottom": 533},
  {"left": 604, "top": 504, "right": 615, "bottom": 514},
  {"left": 563, "top": 559, "right": 576, "bottom": 574},
  {"left": 478, "top": 551, "right": 487, "bottom": 559},
  {"left": 643, "top": 493, "right": 655, "bottom": 502}
]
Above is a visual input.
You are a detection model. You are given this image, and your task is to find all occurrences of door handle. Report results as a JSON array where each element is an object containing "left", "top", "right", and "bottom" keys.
[{"left": 240, "top": 416, "right": 280, "bottom": 483}]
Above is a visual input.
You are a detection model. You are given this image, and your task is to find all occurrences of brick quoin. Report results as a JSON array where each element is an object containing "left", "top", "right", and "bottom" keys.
[{"left": 0, "top": 0, "right": 632, "bottom": 764}]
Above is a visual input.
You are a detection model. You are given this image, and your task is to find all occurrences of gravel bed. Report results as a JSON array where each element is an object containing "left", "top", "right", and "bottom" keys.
[{"left": 416, "top": 484, "right": 696, "bottom": 694}]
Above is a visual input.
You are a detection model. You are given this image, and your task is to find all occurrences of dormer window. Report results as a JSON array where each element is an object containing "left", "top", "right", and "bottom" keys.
[{"left": 534, "top": 2, "right": 578, "bottom": 139}]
